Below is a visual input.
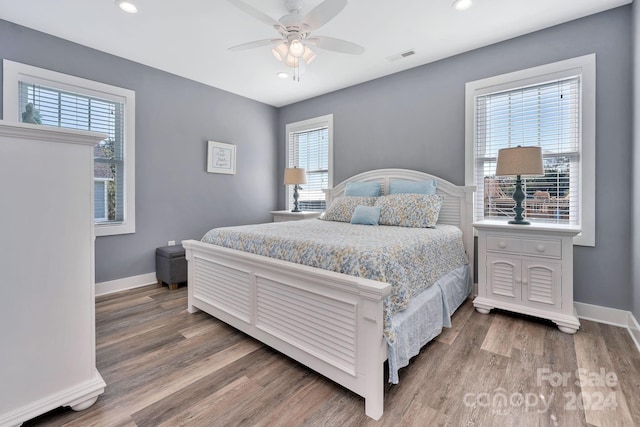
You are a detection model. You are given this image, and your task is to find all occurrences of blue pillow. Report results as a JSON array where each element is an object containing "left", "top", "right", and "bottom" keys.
[
  {"left": 350, "top": 205, "right": 381, "bottom": 225},
  {"left": 344, "top": 181, "right": 381, "bottom": 197},
  {"left": 389, "top": 180, "right": 437, "bottom": 195}
]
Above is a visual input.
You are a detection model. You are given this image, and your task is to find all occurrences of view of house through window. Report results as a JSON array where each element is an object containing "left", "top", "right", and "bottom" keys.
[
  {"left": 286, "top": 115, "right": 333, "bottom": 212},
  {"left": 466, "top": 54, "right": 595, "bottom": 246},
  {"left": 19, "top": 82, "right": 125, "bottom": 224},
  {"left": 475, "top": 78, "right": 580, "bottom": 225},
  {"left": 3, "top": 59, "right": 136, "bottom": 236}
]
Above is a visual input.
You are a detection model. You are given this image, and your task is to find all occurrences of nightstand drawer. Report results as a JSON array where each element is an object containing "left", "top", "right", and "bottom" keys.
[
  {"left": 486, "top": 236, "right": 521, "bottom": 253},
  {"left": 522, "top": 238, "right": 561, "bottom": 258}
]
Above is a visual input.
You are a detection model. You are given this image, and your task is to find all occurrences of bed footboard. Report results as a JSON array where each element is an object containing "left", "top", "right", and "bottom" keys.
[{"left": 183, "top": 239, "right": 392, "bottom": 420}]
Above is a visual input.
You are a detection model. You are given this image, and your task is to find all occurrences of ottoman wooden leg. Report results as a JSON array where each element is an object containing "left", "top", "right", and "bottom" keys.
[
  {"left": 169, "top": 283, "right": 178, "bottom": 290},
  {"left": 157, "top": 278, "right": 162, "bottom": 285}
]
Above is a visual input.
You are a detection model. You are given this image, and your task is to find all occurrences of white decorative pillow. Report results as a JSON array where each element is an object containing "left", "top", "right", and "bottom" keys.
[
  {"left": 376, "top": 194, "right": 443, "bottom": 228},
  {"left": 323, "top": 196, "right": 378, "bottom": 222}
]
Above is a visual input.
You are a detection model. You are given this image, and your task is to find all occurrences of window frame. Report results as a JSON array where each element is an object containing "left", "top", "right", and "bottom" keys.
[
  {"left": 465, "top": 54, "right": 595, "bottom": 246},
  {"left": 3, "top": 59, "right": 136, "bottom": 236},
  {"left": 285, "top": 114, "right": 334, "bottom": 211}
]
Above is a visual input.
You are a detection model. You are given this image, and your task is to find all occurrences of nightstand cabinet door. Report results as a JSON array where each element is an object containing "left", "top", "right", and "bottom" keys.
[
  {"left": 487, "top": 255, "right": 521, "bottom": 301},
  {"left": 522, "top": 260, "right": 562, "bottom": 310}
]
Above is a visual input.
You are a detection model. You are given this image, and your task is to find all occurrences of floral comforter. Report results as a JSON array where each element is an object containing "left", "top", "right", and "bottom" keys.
[{"left": 202, "top": 219, "right": 468, "bottom": 343}]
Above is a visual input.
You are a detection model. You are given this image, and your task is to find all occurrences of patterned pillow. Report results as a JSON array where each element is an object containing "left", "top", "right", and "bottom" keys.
[
  {"left": 376, "top": 194, "right": 443, "bottom": 228},
  {"left": 323, "top": 196, "right": 378, "bottom": 222}
]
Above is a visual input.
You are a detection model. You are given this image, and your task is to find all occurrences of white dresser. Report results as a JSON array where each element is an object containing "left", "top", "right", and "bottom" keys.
[
  {"left": 0, "top": 121, "right": 106, "bottom": 426},
  {"left": 473, "top": 220, "right": 581, "bottom": 334}
]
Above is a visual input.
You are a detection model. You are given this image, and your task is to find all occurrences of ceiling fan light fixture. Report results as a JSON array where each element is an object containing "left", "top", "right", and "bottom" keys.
[
  {"left": 302, "top": 46, "right": 316, "bottom": 64},
  {"left": 115, "top": 0, "right": 138, "bottom": 14},
  {"left": 285, "top": 54, "right": 298, "bottom": 68},
  {"left": 452, "top": 0, "right": 472, "bottom": 11},
  {"left": 288, "top": 38, "right": 305, "bottom": 58},
  {"left": 272, "top": 43, "right": 288, "bottom": 61}
]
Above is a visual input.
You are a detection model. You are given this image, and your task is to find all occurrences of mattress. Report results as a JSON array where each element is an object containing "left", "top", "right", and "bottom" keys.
[{"left": 202, "top": 219, "right": 469, "bottom": 344}]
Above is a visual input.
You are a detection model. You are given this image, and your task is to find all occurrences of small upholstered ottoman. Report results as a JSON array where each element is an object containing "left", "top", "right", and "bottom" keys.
[{"left": 155, "top": 245, "right": 187, "bottom": 290}]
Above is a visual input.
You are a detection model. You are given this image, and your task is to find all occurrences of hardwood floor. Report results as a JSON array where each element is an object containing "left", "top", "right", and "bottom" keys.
[{"left": 25, "top": 284, "right": 640, "bottom": 426}]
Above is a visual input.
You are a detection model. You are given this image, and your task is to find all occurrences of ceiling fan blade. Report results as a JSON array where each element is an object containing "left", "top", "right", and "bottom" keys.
[
  {"left": 228, "top": 39, "right": 281, "bottom": 51},
  {"left": 306, "top": 36, "right": 364, "bottom": 55},
  {"left": 227, "top": 0, "right": 286, "bottom": 33},
  {"left": 301, "top": 0, "right": 347, "bottom": 32}
]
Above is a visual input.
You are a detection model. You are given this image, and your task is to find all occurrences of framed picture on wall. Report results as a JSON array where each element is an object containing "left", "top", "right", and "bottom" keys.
[{"left": 207, "top": 141, "right": 236, "bottom": 174}]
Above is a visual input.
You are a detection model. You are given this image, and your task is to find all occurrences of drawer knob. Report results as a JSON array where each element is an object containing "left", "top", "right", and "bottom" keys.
[
  {"left": 536, "top": 244, "right": 545, "bottom": 253},
  {"left": 499, "top": 241, "right": 507, "bottom": 249}
]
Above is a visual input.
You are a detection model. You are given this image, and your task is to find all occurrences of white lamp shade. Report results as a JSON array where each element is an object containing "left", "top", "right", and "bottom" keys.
[
  {"left": 285, "top": 54, "right": 297, "bottom": 68},
  {"left": 288, "top": 39, "right": 305, "bottom": 58},
  {"left": 495, "top": 146, "right": 544, "bottom": 177},
  {"left": 272, "top": 43, "right": 288, "bottom": 62},
  {"left": 284, "top": 167, "right": 307, "bottom": 185},
  {"left": 302, "top": 46, "right": 316, "bottom": 64}
]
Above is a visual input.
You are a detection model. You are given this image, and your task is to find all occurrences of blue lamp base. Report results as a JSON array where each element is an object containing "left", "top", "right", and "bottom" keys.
[
  {"left": 291, "top": 184, "right": 302, "bottom": 212},
  {"left": 508, "top": 175, "right": 530, "bottom": 225}
]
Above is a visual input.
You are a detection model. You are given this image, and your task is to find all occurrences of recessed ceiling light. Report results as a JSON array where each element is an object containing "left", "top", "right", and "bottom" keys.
[
  {"left": 277, "top": 72, "right": 289, "bottom": 79},
  {"left": 452, "top": 0, "right": 472, "bottom": 11},
  {"left": 115, "top": 0, "right": 138, "bottom": 14}
]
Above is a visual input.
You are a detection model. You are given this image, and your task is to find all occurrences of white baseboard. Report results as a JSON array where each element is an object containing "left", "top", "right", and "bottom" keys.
[
  {"left": 575, "top": 302, "right": 640, "bottom": 353},
  {"left": 629, "top": 312, "right": 640, "bottom": 353},
  {"left": 95, "top": 272, "right": 157, "bottom": 297}
]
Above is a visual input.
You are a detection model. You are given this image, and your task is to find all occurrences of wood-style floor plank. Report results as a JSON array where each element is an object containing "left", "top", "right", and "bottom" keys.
[
  {"left": 23, "top": 286, "right": 640, "bottom": 427},
  {"left": 574, "top": 320, "right": 635, "bottom": 427}
]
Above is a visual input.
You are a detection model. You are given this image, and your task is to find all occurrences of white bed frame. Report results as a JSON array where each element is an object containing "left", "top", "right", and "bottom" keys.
[{"left": 183, "top": 169, "right": 474, "bottom": 420}]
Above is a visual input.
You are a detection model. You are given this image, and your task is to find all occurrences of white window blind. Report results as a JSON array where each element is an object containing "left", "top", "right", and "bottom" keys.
[
  {"left": 18, "top": 82, "right": 125, "bottom": 224},
  {"left": 287, "top": 125, "right": 329, "bottom": 212},
  {"left": 474, "top": 77, "right": 580, "bottom": 225}
]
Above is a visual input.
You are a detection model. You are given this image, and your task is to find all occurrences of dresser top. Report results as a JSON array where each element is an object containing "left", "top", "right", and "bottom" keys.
[{"left": 473, "top": 220, "right": 582, "bottom": 236}]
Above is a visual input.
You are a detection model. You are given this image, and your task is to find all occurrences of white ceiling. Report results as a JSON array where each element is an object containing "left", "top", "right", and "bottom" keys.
[{"left": 0, "top": 0, "right": 632, "bottom": 107}]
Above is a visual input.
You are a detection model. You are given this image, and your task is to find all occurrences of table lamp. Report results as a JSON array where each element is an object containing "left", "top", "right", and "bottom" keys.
[
  {"left": 495, "top": 146, "right": 544, "bottom": 225},
  {"left": 284, "top": 167, "right": 307, "bottom": 212}
]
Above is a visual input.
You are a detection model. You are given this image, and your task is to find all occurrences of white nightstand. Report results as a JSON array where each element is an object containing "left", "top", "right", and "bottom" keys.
[
  {"left": 473, "top": 220, "right": 581, "bottom": 334},
  {"left": 270, "top": 210, "right": 322, "bottom": 222}
]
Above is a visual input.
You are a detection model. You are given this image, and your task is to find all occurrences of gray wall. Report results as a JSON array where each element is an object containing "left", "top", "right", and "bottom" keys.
[
  {"left": 633, "top": 2, "right": 640, "bottom": 320},
  {"left": 278, "top": 6, "right": 634, "bottom": 310},
  {"left": 0, "top": 20, "right": 279, "bottom": 283}
]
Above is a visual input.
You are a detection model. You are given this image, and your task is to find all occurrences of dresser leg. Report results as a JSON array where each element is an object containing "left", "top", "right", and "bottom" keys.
[
  {"left": 70, "top": 395, "right": 99, "bottom": 411},
  {"left": 473, "top": 299, "right": 493, "bottom": 314},
  {"left": 557, "top": 325, "right": 578, "bottom": 334}
]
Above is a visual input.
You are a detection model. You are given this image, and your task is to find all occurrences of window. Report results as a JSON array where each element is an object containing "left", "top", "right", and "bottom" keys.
[
  {"left": 465, "top": 54, "right": 595, "bottom": 246},
  {"left": 285, "top": 114, "right": 333, "bottom": 212},
  {"left": 3, "top": 60, "right": 135, "bottom": 236}
]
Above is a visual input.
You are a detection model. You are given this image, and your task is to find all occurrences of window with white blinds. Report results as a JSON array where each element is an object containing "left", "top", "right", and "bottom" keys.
[
  {"left": 285, "top": 114, "right": 333, "bottom": 212},
  {"left": 19, "top": 81, "right": 125, "bottom": 224},
  {"left": 465, "top": 54, "right": 595, "bottom": 246},
  {"left": 475, "top": 78, "right": 580, "bottom": 225},
  {"left": 2, "top": 59, "right": 136, "bottom": 236}
]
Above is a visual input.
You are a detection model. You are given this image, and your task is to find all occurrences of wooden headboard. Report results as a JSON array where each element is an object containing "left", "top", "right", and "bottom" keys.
[{"left": 325, "top": 168, "right": 476, "bottom": 281}]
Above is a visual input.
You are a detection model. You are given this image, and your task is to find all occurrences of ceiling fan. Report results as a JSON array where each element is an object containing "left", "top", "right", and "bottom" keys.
[{"left": 228, "top": 0, "right": 365, "bottom": 80}]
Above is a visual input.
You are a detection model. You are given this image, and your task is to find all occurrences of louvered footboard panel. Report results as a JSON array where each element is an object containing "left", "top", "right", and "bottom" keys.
[
  {"left": 255, "top": 275, "right": 358, "bottom": 376},
  {"left": 193, "top": 257, "right": 251, "bottom": 323}
]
